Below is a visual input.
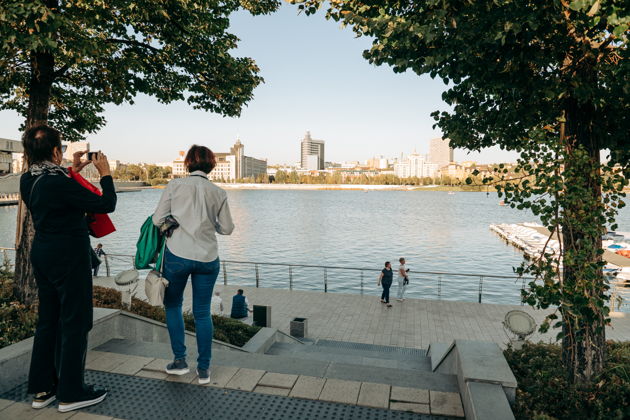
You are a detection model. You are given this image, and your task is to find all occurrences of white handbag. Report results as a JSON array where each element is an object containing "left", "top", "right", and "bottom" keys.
[{"left": 145, "top": 243, "right": 169, "bottom": 306}]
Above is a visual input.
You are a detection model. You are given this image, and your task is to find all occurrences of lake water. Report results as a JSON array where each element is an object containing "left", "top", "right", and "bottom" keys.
[{"left": 1, "top": 188, "right": 629, "bottom": 306}]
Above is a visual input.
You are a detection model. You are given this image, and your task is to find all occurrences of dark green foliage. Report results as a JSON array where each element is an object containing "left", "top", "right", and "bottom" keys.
[
  {"left": 0, "top": 0, "right": 280, "bottom": 139},
  {"left": 0, "top": 270, "right": 37, "bottom": 349},
  {"left": 505, "top": 342, "right": 630, "bottom": 420},
  {"left": 92, "top": 286, "right": 260, "bottom": 347}
]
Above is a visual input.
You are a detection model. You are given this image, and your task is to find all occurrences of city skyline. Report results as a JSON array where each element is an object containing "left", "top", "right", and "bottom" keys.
[{"left": 0, "top": 4, "right": 519, "bottom": 165}]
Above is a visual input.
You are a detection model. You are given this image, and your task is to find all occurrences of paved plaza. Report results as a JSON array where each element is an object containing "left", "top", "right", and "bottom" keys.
[{"left": 213, "top": 285, "right": 630, "bottom": 349}]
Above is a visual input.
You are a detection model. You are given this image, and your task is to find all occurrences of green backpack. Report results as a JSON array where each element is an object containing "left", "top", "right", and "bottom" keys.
[{"left": 135, "top": 216, "right": 165, "bottom": 270}]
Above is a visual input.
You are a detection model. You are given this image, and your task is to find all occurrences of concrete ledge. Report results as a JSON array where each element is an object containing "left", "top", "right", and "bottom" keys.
[
  {"left": 430, "top": 340, "right": 517, "bottom": 419},
  {"left": 427, "top": 342, "right": 452, "bottom": 372},
  {"left": 0, "top": 308, "right": 120, "bottom": 394},
  {"left": 0, "top": 307, "right": 252, "bottom": 394},
  {"left": 242, "top": 327, "right": 278, "bottom": 354},
  {"left": 465, "top": 382, "right": 514, "bottom": 420}
]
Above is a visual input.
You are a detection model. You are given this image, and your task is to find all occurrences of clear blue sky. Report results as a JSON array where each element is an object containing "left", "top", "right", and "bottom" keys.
[{"left": 0, "top": 3, "right": 517, "bottom": 165}]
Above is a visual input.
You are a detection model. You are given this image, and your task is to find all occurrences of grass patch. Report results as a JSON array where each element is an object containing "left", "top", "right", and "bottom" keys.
[{"left": 505, "top": 342, "right": 630, "bottom": 420}]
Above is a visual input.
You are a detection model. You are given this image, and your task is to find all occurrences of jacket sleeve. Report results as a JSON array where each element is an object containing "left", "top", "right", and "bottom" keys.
[
  {"left": 215, "top": 194, "right": 235, "bottom": 235},
  {"left": 62, "top": 175, "right": 117, "bottom": 214},
  {"left": 152, "top": 184, "right": 172, "bottom": 226}
]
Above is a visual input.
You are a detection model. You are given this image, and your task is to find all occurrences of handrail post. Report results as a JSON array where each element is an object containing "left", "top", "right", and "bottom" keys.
[
  {"left": 478, "top": 276, "right": 484, "bottom": 303},
  {"left": 324, "top": 268, "right": 328, "bottom": 293},
  {"left": 223, "top": 261, "right": 227, "bottom": 285},
  {"left": 105, "top": 255, "right": 110, "bottom": 277},
  {"left": 289, "top": 266, "right": 293, "bottom": 290},
  {"left": 255, "top": 264, "right": 260, "bottom": 288},
  {"left": 438, "top": 275, "right": 442, "bottom": 300},
  {"left": 360, "top": 271, "right": 364, "bottom": 295}
]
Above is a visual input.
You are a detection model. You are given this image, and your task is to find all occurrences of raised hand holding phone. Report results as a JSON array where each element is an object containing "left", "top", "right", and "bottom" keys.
[{"left": 71, "top": 150, "right": 91, "bottom": 173}]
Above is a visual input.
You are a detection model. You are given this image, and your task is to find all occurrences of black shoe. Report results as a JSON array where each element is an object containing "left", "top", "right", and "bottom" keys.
[
  {"left": 58, "top": 386, "right": 107, "bottom": 413},
  {"left": 165, "top": 358, "right": 190, "bottom": 375},
  {"left": 32, "top": 391, "right": 56, "bottom": 409}
]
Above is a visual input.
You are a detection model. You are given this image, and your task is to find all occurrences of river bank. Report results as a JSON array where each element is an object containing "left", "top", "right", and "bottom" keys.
[{"left": 207, "top": 183, "right": 487, "bottom": 192}]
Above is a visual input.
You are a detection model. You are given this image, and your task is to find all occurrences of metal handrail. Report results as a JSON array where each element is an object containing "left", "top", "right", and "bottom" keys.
[{"left": 103, "top": 252, "right": 534, "bottom": 280}]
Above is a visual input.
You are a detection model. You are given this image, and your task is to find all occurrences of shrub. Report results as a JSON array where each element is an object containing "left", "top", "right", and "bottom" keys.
[
  {"left": 92, "top": 286, "right": 259, "bottom": 347},
  {"left": 0, "top": 271, "right": 37, "bottom": 349},
  {"left": 148, "top": 178, "right": 169, "bottom": 186},
  {"left": 505, "top": 342, "right": 630, "bottom": 420},
  {"left": 0, "top": 279, "right": 259, "bottom": 350}
]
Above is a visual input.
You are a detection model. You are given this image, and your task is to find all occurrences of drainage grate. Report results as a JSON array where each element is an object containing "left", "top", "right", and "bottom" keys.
[
  {"left": 315, "top": 339, "right": 427, "bottom": 357},
  {"left": 1, "top": 370, "right": 452, "bottom": 420}
]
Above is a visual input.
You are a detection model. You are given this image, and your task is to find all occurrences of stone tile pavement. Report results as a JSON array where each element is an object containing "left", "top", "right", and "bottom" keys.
[
  {"left": 75, "top": 350, "right": 464, "bottom": 418},
  {"left": 0, "top": 399, "right": 119, "bottom": 420},
  {"left": 211, "top": 286, "right": 630, "bottom": 349},
  {"left": 95, "top": 277, "right": 630, "bottom": 349}
]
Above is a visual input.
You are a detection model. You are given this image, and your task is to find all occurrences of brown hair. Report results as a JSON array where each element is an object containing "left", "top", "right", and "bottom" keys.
[
  {"left": 22, "top": 125, "right": 62, "bottom": 166},
  {"left": 184, "top": 145, "right": 216, "bottom": 173}
]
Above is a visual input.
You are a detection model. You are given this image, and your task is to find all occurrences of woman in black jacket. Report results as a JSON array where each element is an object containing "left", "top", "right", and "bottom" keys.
[{"left": 20, "top": 125, "right": 116, "bottom": 413}]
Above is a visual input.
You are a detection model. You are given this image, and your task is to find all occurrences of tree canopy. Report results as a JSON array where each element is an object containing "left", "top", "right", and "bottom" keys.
[
  {"left": 1, "top": 0, "right": 280, "bottom": 140},
  {"left": 297, "top": 0, "right": 628, "bottom": 162}
]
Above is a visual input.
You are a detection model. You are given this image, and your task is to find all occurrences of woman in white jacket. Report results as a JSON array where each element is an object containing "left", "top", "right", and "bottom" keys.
[{"left": 152, "top": 145, "right": 234, "bottom": 384}]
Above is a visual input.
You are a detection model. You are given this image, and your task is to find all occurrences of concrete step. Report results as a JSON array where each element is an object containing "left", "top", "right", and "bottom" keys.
[
  {"left": 95, "top": 338, "right": 458, "bottom": 393},
  {"left": 266, "top": 342, "right": 432, "bottom": 372}
]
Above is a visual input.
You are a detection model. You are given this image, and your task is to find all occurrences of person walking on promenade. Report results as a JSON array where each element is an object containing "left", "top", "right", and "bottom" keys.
[
  {"left": 211, "top": 291, "right": 224, "bottom": 316},
  {"left": 21, "top": 125, "right": 116, "bottom": 412},
  {"left": 153, "top": 145, "right": 234, "bottom": 385},
  {"left": 397, "top": 257, "right": 409, "bottom": 301},
  {"left": 230, "top": 289, "right": 253, "bottom": 320},
  {"left": 378, "top": 261, "right": 394, "bottom": 307},
  {"left": 92, "top": 243, "right": 106, "bottom": 276}
]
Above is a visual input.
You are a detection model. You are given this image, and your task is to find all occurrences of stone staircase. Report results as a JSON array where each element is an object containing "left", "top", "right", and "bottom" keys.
[
  {"left": 83, "top": 337, "right": 464, "bottom": 418},
  {"left": 0, "top": 309, "right": 516, "bottom": 419}
]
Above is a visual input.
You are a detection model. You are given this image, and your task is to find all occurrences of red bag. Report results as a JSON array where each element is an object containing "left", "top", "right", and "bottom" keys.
[{"left": 68, "top": 168, "right": 116, "bottom": 238}]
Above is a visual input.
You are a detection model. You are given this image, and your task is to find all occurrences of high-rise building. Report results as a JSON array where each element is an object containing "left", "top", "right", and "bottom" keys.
[
  {"left": 428, "top": 137, "right": 454, "bottom": 168},
  {"left": 300, "top": 131, "right": 325, "bottom": 170},
  {"left": 394, "top": 150, "right": 439, "bottom": 179}
]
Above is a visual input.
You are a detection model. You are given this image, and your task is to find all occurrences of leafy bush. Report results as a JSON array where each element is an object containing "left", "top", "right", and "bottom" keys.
[
  {"left": 505, "top": 342, "right": 630, "bottom": 420},
  {"left": 0, "top": 278, "right": 259, "bottom": 349},
  {"left": 148, "top": 178, "right": 169, "bottom": 186},
  {"left": 93, "top": 286, "right": 260, "bottom": 347},
  {"left": 0, "top": 271, "right": 37, "bottom": 349}
]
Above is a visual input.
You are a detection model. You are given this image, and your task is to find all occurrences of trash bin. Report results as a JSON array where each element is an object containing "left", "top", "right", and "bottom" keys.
[
  {"left": 290, "top": 317, "right": 308, "bottom": 338},
  {"left": 253, "top": 305, "right": 271, "bottom": 327}
]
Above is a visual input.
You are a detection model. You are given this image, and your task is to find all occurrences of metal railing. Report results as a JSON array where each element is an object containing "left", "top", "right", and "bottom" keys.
[
  {"left": 2, "top": 247, "right": 627, "bottom": 309},
  {"left": 102, "top": 253, "right": 531, "bottom": 304}
]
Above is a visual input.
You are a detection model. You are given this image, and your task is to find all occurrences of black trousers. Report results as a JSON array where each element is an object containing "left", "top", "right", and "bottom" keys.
[
  {"left": 381, "top": 281, "right": 392, "bottom": 303},
  {"left": 28, "top": 234, "right": 93, "bottom": 402}
]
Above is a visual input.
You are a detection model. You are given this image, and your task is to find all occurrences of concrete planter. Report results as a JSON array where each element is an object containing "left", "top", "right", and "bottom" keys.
[{"left": 290, "top": 317, "right": 308, "bottom": 338}]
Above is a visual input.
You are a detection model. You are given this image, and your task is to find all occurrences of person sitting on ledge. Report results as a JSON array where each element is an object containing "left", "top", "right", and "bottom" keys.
[{"left": 230, "top": 289, "right": 253, "bottom": 320}]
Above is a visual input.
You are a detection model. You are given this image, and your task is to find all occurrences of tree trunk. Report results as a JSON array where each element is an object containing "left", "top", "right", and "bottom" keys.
[
  {"left": 13, "top": 51, "right": 55, "bottom": 305},
  {"left": 560, "top": 100, "right": 606, "bottom": 385}
]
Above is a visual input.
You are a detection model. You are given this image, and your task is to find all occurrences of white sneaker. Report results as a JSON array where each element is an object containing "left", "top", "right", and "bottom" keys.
[
  {"left": 197, "top": 368, "right": 210, "bottom": 385},
  {"left": 32, "top": 391, "right": 56, "bottom": 409}
]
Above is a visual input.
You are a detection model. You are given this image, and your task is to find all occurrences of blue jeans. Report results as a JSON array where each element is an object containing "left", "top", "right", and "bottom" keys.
[{"left": 162, "top": 247, "right": 220, "bottom": 370}]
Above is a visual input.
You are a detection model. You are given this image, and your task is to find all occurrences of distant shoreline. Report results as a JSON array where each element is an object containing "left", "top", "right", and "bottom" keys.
[{"left": 211, "top": 183, "right": 488, "bottom": 192}]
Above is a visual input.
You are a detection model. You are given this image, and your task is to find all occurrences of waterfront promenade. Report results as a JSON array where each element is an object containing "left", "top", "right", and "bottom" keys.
[{"left": 94, "top": 279, "right": 630, "bottom": 348}]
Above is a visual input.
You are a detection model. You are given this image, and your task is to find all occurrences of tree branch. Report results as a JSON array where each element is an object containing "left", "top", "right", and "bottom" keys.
[
  {"left": 53, "top": 63, "right": 71, "bottom": 78},
  {"left": 104, "top": 38, "right": 160, "bottom": 52}
]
